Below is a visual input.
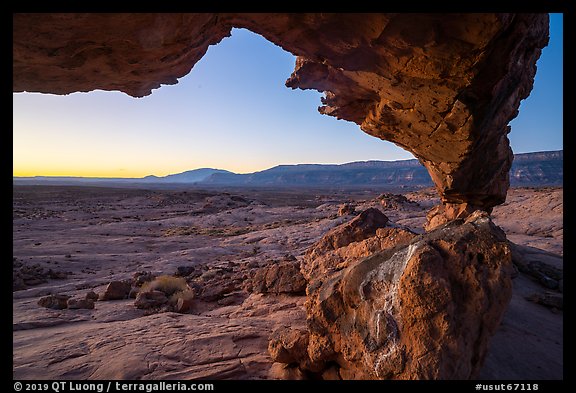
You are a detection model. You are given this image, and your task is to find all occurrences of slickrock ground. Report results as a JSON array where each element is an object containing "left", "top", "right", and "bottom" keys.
[{"left": 12, "top": 185, "right": 562, "bottom": 380}]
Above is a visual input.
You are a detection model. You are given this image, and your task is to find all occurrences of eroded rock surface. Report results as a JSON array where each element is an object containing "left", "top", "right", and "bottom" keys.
[
  {"left": 12, "top": 13, "right": 549, "bottom": 220},
  {"left": 13, "top": 186, "right": 562, "bottom": 380},
  {"left": 279, "top": 210, "right": 513, "bottom": 379}
]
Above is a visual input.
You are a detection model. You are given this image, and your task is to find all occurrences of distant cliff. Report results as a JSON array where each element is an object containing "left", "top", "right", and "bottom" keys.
[
  {"left": 201, "top": 150, "right": 562, "bottom": 187},
  {"left": 509, "top": 150, "right": 563, "bottom": 186}
]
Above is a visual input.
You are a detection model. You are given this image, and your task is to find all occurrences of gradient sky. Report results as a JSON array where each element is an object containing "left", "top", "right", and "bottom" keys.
[{"left": 13, "top": 14, "right": 563, "bottom": 178}]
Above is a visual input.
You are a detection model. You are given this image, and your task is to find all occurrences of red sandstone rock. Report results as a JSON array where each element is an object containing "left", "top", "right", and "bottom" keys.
[
  {"left": 37, "top": 294, "right": 70, "bottom": 310},
  {"left": 85, "top": 291, "right": 99, "bottom": 301},
  {"left": 268, "top": 327, "right": 310, "bottom": 364},
  {"left": 12, "top": 14, "right": 549, "bottom": 220},
  {"left": 99, "top": 280, "right": 131, "bottom": 301},
  {"left": 307, "top": 208, "right": 389, "bottom": 260},
  {"left": 338, "top": 204, "right": 355, "bottom": 216},
  {"left": 67, "top": 297, "right": 95, "bottom": 310},
  {"left": 175, "top": 297, "right": 194, "bottom": 314},
  {"left": 252, "top": 262, "right": 307, "bottom": 295},
  {"left": 134, "top": 290, "right": 169, "bottom": 309},
  {"left": 301, "top": 209, "right": 416, "bottom": 281},
  {"left": 291, "top": 211, "right": 512, "bottom": 379}
]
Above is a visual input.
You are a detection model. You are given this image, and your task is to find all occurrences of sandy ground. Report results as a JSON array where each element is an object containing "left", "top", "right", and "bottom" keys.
[{"left": 12, "top": 185, "right": 563, "bottom": 380}]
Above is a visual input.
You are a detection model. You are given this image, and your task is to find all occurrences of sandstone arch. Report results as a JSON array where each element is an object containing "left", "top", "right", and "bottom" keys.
[{"left": 12, "top": 13, "right": 549, "bottom": 226}]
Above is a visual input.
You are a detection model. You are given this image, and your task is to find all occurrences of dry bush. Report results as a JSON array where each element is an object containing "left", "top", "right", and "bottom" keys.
[{"left": 141, "top": 275, "right": 188, "bottom": 297}]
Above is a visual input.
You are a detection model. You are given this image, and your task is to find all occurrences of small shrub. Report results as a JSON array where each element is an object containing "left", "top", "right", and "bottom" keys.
[{"left": 141, "top": 275, "right": 188, "bottom": 297}]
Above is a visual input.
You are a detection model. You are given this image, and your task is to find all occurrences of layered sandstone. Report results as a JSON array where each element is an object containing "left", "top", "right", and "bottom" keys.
[{"left": 12, "top": 13, "right": 549, "bottom": 221}]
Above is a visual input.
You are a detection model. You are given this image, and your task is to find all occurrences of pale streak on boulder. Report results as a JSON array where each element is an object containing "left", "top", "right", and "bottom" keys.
[{"left": 287, "top": 211, "right": 512, "bottom": 379}]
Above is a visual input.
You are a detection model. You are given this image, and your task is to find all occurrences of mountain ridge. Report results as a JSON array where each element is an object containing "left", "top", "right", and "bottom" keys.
[{"left": 14, "top": 150, "right": 562, "bottom": 188}]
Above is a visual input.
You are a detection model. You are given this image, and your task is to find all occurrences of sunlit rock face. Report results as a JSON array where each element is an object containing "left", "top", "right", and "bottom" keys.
[
  {"left": 272, "top": 210, "right": 513, "bottom": 379},
  {"left": 12, "top": 13, "right": 548, "bottom": 225}
]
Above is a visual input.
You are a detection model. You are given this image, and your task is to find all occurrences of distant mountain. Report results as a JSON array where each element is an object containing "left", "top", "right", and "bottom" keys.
[
  {"left": 13, "top": 150, "right": 562, "bottom": 188},
  {"left": 13, "top": 168, "right": 231, "bottom": 186},
  {"left": 201, "top": 150, "right": 562, "bottom": 188},
  {"left": 201, "top": 160, "right": 431, "bottom": 187},
  {"left": 141, "top": 168, "right": 233, "bottom": 183}
]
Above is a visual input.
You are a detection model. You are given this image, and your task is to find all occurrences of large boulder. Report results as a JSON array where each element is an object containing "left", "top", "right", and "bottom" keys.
[
  {"left": 302, "top": 209, "right": 415, "bottom": 280},
  {"left": 279, "top": 211, "right": 512, "bottom": 379},
  {"left": 307, "top": 208, "right": 389, "bottom": 260}
]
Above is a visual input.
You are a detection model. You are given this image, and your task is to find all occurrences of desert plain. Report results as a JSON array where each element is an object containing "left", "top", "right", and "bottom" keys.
[{"left": 12, "top": 184, "right": 562, "bottom": 380}]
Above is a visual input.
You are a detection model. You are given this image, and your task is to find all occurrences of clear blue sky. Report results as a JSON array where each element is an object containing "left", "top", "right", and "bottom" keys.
[{"left": 13, "top": 13, "right": 563, "bottom": 177}]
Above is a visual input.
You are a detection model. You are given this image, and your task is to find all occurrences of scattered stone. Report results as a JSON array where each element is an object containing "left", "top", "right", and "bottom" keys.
[
  {"left": 13, "top": 263, "right": 69, "bottom": 291},
  {"left": 67, "top": 298, "right": 95, "bottom": 310},
  {"left": 175, "top": 265, "right": 195, "bottom": 277},
  {"left": 174, "top": 297, "right": 193, "bottom": 313},
  {"left": 217, "top": 295, "right": 239, "bottom": 307},
  {"left": 526, "top": 292, "right": 563, "bottom": 310},
  {"left": 199, "top": 284, "right": 235, "bottom": 302},
  {"left": 129, "top": 287, "right": 140, "bottom": 299},
  {"left": 247, "top": 260, "right": 260, "bottom": 269},
  {"left": 85, "top": 291, "right": 99, "bottom": 301},
  {"left": 378, "top": 193, "right": 419, "bottom": 210},
  {"left": 252, "top": 262, "right": 306, "bottom": 295},
  {"left": 99, "top": 281, "right": 131, "bottom": 301},
  {"left": 338, "top": 204, "right": 355, "bottom": 216},
  {"left": 38, "top": 294, "right": 70, "bottom": 310},
  {"left": 134, "top": 290, "right": 168, "bottom": 309},
  {"left": 132, "top": 271, "right": 154, "bottom": 287},
  {"left": 558, "top": 279, "right": 563, "bottom": 293},
  {"left": 47, "top": 269, "right": 69, "bottom": 279}
]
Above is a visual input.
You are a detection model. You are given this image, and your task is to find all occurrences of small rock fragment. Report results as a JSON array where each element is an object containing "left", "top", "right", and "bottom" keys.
[
  {"left": 134, "top": 290, "right": 168, "bottom": 309},
  {"left": 67, "top": 298, "right": 95, "bottom": 310},
  {"left": 38, "top": 294, "right": 70, "bottom": 310},
  {"left": 99, "top": 281, "right": 131, "bottom": 301}
]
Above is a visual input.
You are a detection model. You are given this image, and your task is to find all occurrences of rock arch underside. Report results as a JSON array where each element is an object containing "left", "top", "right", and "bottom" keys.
[{"left": 13, "top": 13, "right": 551, "bottom": 380}]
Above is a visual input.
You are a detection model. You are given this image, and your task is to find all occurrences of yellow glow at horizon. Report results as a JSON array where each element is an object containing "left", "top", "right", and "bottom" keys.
[
  {"left": 12, "top": 161, "right": 272, "bottom": 178},
  {"left": 13, "top": 137, "right": 288, "bottom": 177}
]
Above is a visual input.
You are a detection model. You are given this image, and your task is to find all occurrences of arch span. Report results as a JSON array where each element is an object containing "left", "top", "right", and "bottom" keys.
[{"left": 12, "top": 13, "right": 549, "bottom": 227}]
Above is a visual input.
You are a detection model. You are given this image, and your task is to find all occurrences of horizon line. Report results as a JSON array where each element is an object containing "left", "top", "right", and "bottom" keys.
[{"left": 12, "top": 148, "right": 563, "bottom": 180}]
